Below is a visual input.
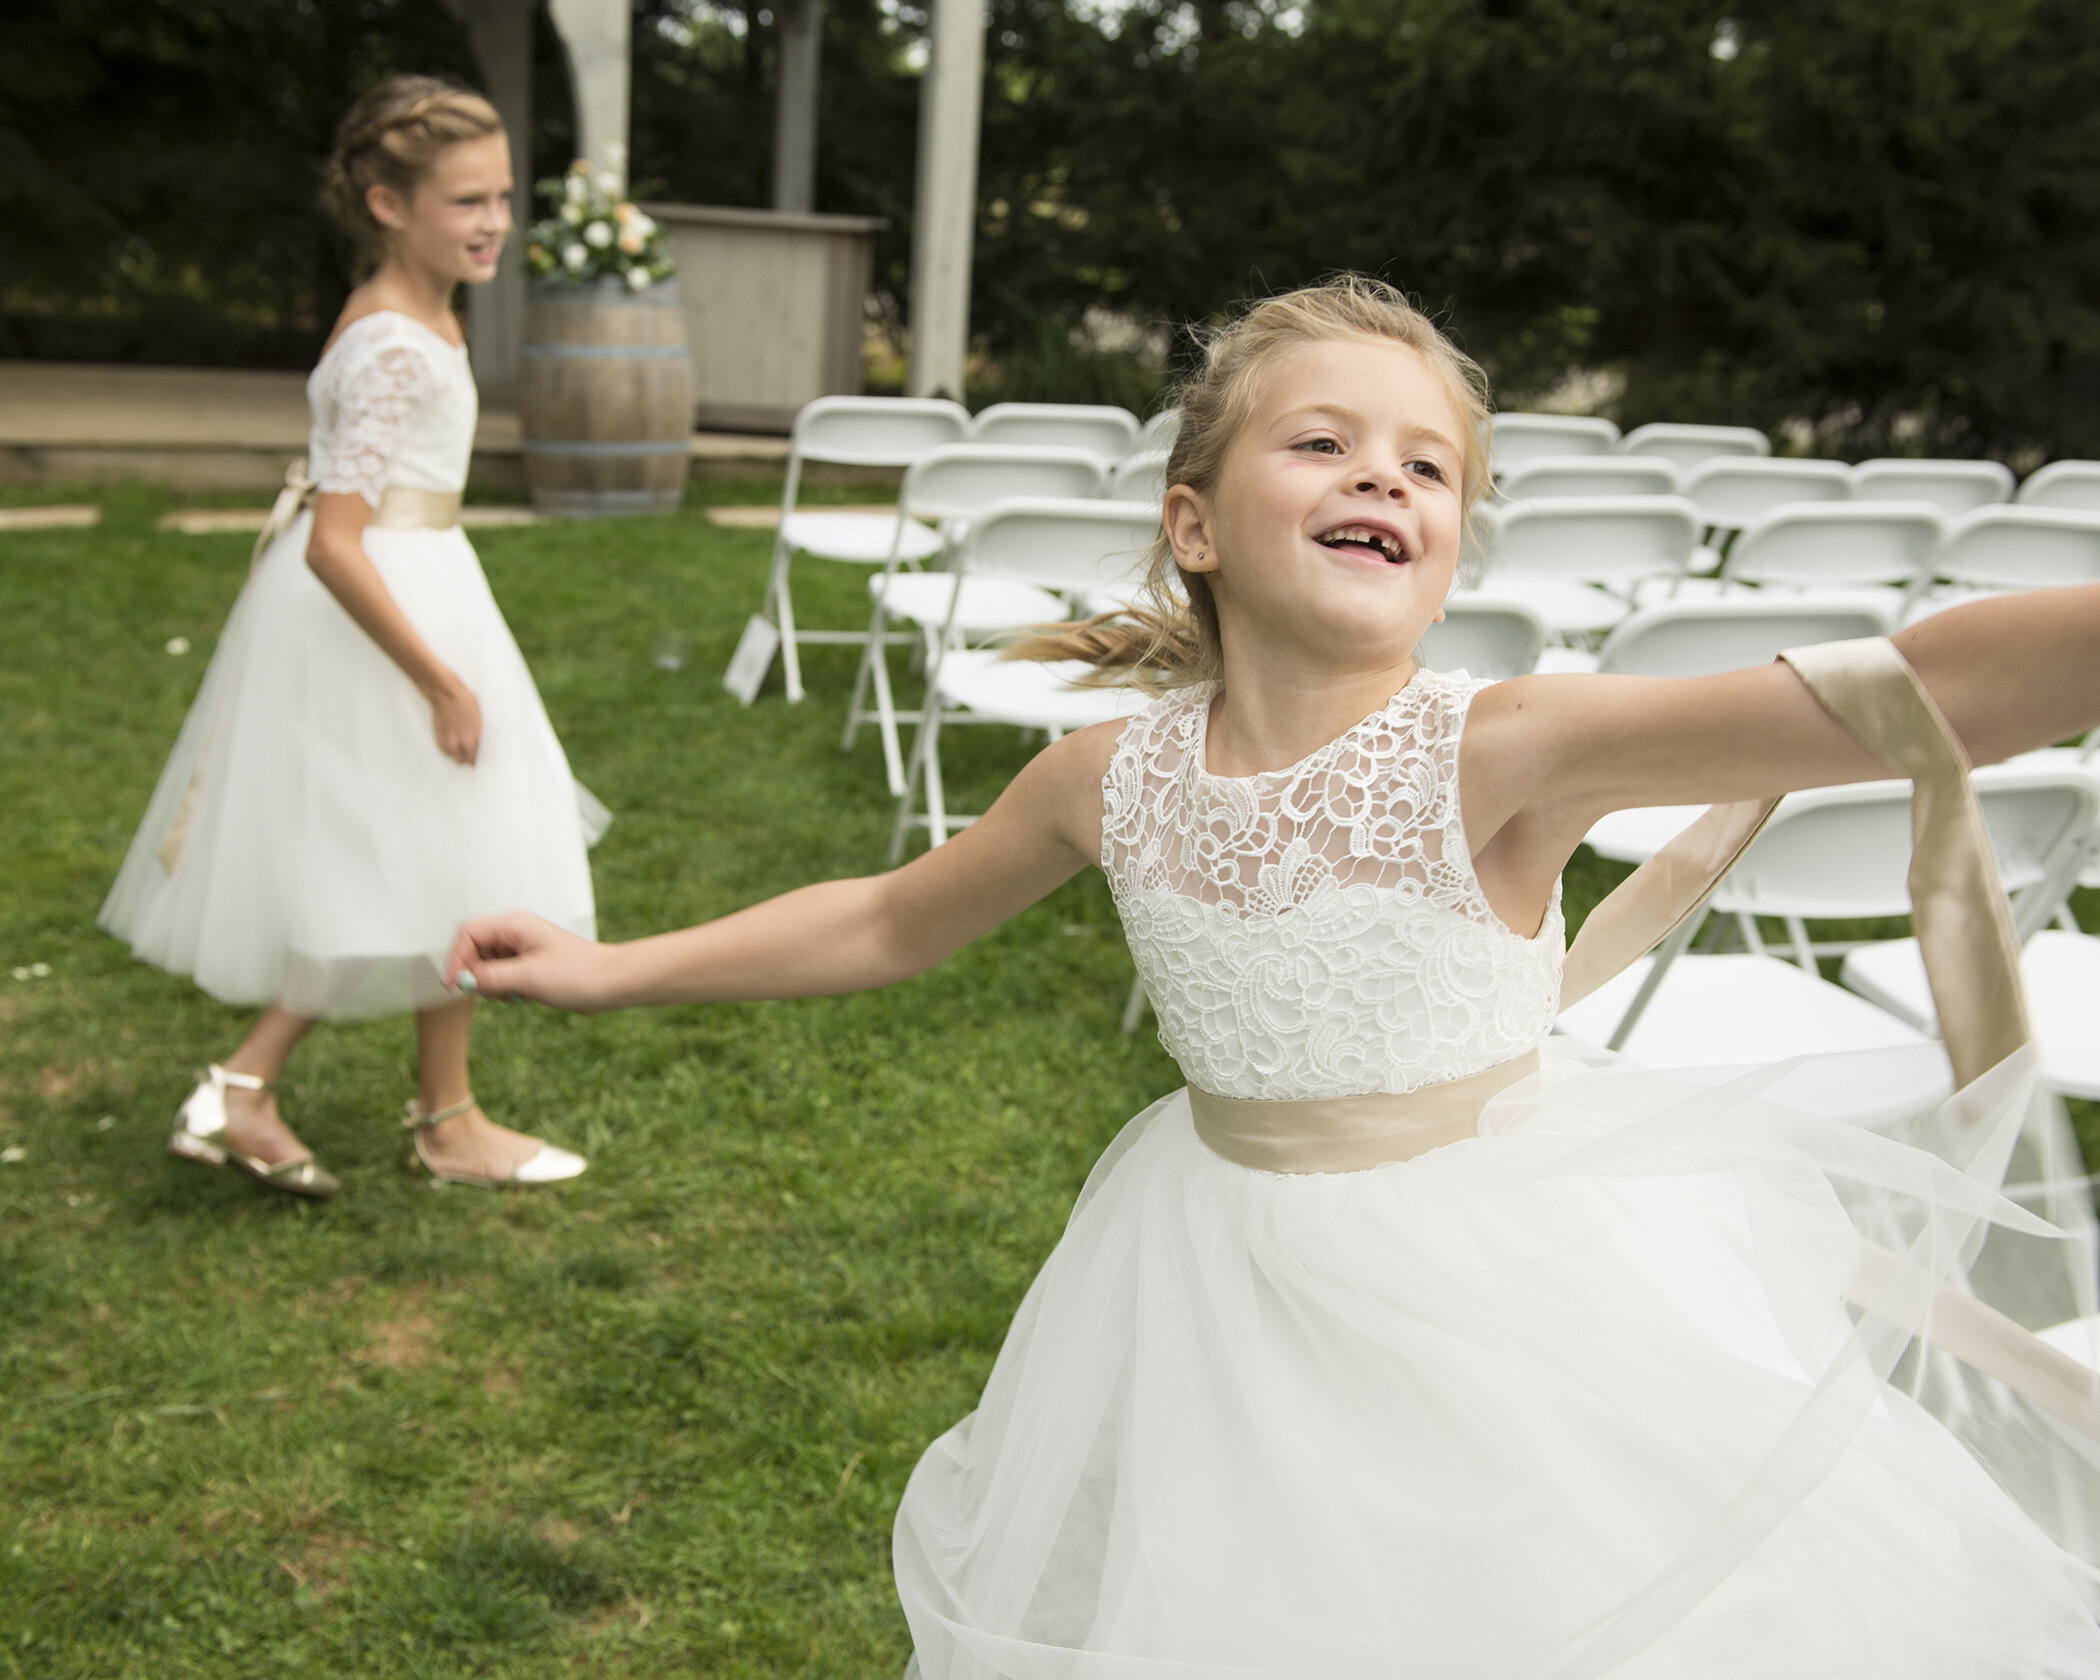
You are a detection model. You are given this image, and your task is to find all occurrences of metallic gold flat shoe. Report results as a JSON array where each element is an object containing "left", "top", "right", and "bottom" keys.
[
  {"left": 403, "top": 1094, "right": 587, "bottom": 1189},
  {"left": 168, "top": 1064, "right": 342, "bottom": 1200}
]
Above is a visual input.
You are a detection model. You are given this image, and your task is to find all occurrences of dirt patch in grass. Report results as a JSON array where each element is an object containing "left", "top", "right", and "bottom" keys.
[
  {"left": 360, "top": 1284, "right": 440, "bottom": 1370},
  {"left": 281, "top": 1530, "right": 370, "bottom": 1600}
]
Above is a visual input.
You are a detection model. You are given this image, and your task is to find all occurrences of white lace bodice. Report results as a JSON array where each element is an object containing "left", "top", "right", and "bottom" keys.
[
  {"left": 307, "top": 312, "right": 476, "bottom": 505},
  {"left": 1103, "top": 669, "right": 1564, "bottom": 1100}
]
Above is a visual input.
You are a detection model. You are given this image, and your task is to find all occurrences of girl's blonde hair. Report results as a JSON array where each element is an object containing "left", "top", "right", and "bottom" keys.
[
  {"left": 1014, "top": 274, "right": 1493, "bottom": 692},
  {"left": 320, "top": 75, "right": 504, "bottom": 256}
]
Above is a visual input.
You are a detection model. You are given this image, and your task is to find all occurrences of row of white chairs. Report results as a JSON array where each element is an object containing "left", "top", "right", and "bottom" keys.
[
  {"left": 1493, "top": 412, "right": 2100, "bottom": 510},
  {"left": 1502, "top": 454, "right": 2019, "bottom": 525},
  {"left": 746, "top": 398, "right": 1173, "bottom": 703},
  {"left": 1466, "top": 497, "right": 2100, "bottom": 638}
]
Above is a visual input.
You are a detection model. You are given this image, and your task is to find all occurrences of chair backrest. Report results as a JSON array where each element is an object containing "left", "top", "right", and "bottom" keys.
[
  {"left": 1488, "top": 413, "right": 1620, "bottom": 475},
  {"left": 1596, "top": 598, "right": 1891, "bottom": 678},
  {"left": 1616, "top": 423, "right": 1771, "bottom": 469},
  {"left": 1138, "top": 408, "right": 1182, "bottom": 453},
  {"left": 900, "top": 445, "right": 1107, "bottom": 525},
  {"left": 1934, "top": 506, "right": 2100, "bottom": 590},
  {"left": 2015, "top": 460, "right": 2100, "bottom": 513},
  {"left": 1680, "top": 458, "right": 1853, "bottom": 528},
  {"left": 1853, "top": 458, "right": 2013, "bottom": 514},
  {"left": 957, "top": 499, "right": 1164, "bottom": 597},
  {"left": 1110, "top": 449, "right": 1170, "bottom": 503},
  {"left": 789, "top": 396, "right": 971, "bottom": 468},
  {"left": 1498, "top": 456, "right": 1679, "bottom": 500},
  {"left": 1722, "top": 501, "right": 1944, "bottom": 588},
  {"left": 1483, "top": 496, "right": 1701, "bottom": 586},
  {"left": 1713, "top": 766, "right": 2100, "bottom": 920},
  {"left": 967, "top": 403, "right": 1141, "bottom": 460},
  {"left": 1415, "top": 598, "right": 1547, "bottom": 681}
]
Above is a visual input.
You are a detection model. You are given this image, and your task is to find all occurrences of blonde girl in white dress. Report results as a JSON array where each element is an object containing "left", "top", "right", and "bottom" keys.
[
  {"left": 449, "top": 279, "right": 2100, "bottom": 1672},
  {"left": 103, "top": 78, "right": 598, "bottom": 1197}
]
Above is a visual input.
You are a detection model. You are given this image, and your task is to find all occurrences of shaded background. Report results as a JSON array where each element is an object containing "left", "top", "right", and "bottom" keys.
[{"left": 6, "top": 0, "right": 2100, "bottom": 456}]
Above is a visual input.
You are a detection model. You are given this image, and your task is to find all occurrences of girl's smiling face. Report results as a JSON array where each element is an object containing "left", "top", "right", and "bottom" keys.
[
  {"left": 368, "top": 132, "right": 514, "bottom": 286},
  {"left": 1166, "top": 335, "right": 1468, "bottom": 670}
]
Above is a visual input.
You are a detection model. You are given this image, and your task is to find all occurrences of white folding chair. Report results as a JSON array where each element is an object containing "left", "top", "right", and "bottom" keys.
[
  {"left": 1110, "top": 449, "right": 1170, "bottom": 503},
  {"left": 1488, "top": 413, "right": 1620, "bottom": 476},
  {"left": 1558, "top": 770, "right": 2095, "bottom": 1087},
  {"left": 1137, "top": 408, "right": 1181, "bottom": 453},
  {"left": 1468, "top": 496, "right": 1701, "bottom": 637},
  {"left": 1680, "top": 458, "right": 1854, "bottom": 532},
  {"left": 2015, "top": 460, "right": 2100, "bottom": 513},
  {"left": 968, "top": 403, "right": 1141, "bottom": 461},
  {"left": 1498, "top": 456, "right": 1680, "bottom": 500},
  {"left": 1596, "top": 596, "right": 1892, "bottom": 677},
  {"left": 891, "top": 499, "right": 1160, "bottom": 861},
  {"left": 1414, "top": 597, "right": 1548, "bottom": 682},
  {"left": 842, "top": 445, "right": 1110, "bottom": 794},
  {"left": 1616, "top": 423, "right": 1771, "bottom": 470},
  {"left": 1839, "top": 768, "right": 2100, "bottom": 1099},
  {"left": 1906, "top": 505, "right": 2100, "bottom": 621},
  {"left": 1853, "top": 458, "right": 2013, "bottom": 515},
  {"left": 1719, "top": 502, "right": 1944, "bottom": 622},
  {"left": 749, "top": 396, "right": 969, "bottom": 703}
]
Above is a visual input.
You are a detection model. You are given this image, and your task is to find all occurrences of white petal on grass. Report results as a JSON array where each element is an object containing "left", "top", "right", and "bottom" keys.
[
  {"left": 166, "top": 636, "right": 190, "bottom": 655},
  {"left": 1, "top": 1147, "right": 24, "bottom": 1164}
]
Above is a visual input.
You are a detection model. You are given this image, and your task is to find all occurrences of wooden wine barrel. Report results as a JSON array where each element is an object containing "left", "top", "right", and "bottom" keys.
[{"left": 520, "top": 279, "right": 694, "bottom": 518}]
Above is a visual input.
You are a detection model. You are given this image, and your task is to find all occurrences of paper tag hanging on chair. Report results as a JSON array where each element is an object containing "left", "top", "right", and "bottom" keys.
[{"left": 723, "top": 615, "right": 781, "bottom": 707}]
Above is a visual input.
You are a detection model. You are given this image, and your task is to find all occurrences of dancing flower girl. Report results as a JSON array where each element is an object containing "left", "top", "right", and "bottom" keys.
[
  {"left": 452, "top": 278, "right": 2100, "bottom": 1671},
  {"left": 103, "top": 77, "right": 600, "bottom": 1197}
]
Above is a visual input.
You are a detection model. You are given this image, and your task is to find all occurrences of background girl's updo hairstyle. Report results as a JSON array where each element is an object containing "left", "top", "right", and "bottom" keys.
[
  {"left": 320, "top": 75, "right": 503, "bottom": 258},
  {"left": 1013, "top": 274, "right": 1494, "bottom": 693}
]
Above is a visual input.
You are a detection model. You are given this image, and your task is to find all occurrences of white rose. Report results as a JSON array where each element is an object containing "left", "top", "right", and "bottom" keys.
[
  {"left": 628, "top": 212, "right": 656, "bottom": 238},
  {"left": 595, "top": 171, "right": 622, "bottom": 198},
  {"left": 624, "top": 265, "right": 652, "bottom": 292},
  {"left": 584, "top": 220, "right": 613, "bottom": 249},
  {"left": 565, "top": 173, "right": 588, "bottom": 203},
  {"left": 562, "top": 201, "right": 584, "bottom": 225},
  {"left": 562, "top": 242, "right": 588, "bottom": 271}
]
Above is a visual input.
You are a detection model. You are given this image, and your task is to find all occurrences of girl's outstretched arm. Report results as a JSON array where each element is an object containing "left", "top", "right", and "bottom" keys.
[
  {"left": 446, "top": 718, "right": 1123, "bottom": 1012},
  {"left": 1462, "top": 584, "right": 2100, "bottom": 922}
]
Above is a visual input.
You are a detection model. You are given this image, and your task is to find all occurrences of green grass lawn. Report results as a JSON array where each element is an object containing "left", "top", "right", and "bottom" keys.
[{"left": 2, "top": 486, "right": 2094, "bottom": 1678}]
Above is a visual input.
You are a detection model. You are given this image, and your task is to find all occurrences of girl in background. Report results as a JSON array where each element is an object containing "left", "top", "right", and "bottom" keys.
[{"left": 104, "top": 77, "right": 600, "bottom": 1196}]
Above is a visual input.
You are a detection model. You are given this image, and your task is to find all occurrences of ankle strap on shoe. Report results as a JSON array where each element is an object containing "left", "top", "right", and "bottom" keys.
[
  {"left": 209, "top": 1063, "right": 274, "bottom": 1093},
  {"left": 403, "top": 1095, "right": 476, "bottom": 1130}
]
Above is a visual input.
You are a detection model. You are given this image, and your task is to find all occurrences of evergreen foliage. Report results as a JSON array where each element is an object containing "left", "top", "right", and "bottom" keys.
[{"left": 7, "top": 0, "right": 2100, "bottom": 453}]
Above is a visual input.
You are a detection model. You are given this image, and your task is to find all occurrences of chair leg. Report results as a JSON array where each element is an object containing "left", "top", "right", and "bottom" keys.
[
  {"left": 767, "top": 541, "right": 806, "bottom": 704},
  {"left": 888, "top": 710, "right": 932, "bottom": 867},
  {"left": 1120, "top": 972, "right": 1149, "bottom": 1036},
  {"left": 842, "top": 602, "right": 886, "bottom": 752},
  {"left": 869, "top": 633, "right": 908, "bottom": 797},
  {"left": 1607, "top": 906, "right": 1709, "bottom": 1052},
  {"left": 921, "top": 701, "right": 951, "bottom": 847}
]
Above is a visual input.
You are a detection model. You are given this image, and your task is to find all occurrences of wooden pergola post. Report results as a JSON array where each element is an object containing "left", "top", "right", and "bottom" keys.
[
  {"left": 906, "top": 0, "right": 987, "bottom": 402},
  {"left": 771, "top": 0, "right": 824, "bottom": 215}
]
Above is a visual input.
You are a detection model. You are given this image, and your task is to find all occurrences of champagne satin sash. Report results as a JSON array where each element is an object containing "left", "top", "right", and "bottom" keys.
[
  {"left": 1185, "top": 637, "right": 2024, "bottom": 1173},
  {"left": 248, "top": 457, "right": 463, "bottom": 571},
  {"left": 158, "top": 465, "right": 466, "bottom": 872}
]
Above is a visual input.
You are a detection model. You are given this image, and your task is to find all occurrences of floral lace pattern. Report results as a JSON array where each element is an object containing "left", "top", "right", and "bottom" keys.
[
  {"left": 308, "top": 313, "right": 476, "bottom": 506},
  {"left": 1102, "top": 669, "right": 1564, "bottom": 1099}
]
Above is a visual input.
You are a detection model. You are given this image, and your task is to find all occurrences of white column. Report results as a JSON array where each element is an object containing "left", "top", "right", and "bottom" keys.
[
  {"left": 442, "top": 0, "right": 535, "bottom": 393},
  {"left": 548, "top": 0, "right": 633, "bottom": 188},
  {"left": 906, "top": 0, "right": 986, "bottom": 402},
  {"left": 771, "top": 0, "right": 823, "bottom": 215}
]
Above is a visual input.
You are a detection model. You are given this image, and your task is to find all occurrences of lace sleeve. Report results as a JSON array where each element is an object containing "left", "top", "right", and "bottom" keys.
[{"left": 316, "top": 340, "right": 433, "bottom": 505}]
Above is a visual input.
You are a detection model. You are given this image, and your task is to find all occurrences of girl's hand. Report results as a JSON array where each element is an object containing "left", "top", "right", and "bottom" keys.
[
  {"left": 447, "top": 912, "right": 618, "bottom": 1012},
  {"left": 430, "top": 676, "right": 482, "bottom": 766}
]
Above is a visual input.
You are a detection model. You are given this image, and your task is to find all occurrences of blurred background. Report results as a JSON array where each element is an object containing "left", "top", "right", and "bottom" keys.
[{"left": 7, "top": 0, "right": 2100, "bottom": 457}]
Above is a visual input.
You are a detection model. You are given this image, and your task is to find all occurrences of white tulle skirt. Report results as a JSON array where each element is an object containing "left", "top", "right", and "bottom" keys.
[
  {"left": 896, "top": 1042, "right": 2100, "bottom": 1678},
  {"left": 100, "top": 511, "right": 602, "bottom": 1019}
]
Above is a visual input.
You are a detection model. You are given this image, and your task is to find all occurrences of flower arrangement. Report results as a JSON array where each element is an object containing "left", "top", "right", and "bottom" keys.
[{"left": 524, "top": 161, "right": 674, "bottom": 292}]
